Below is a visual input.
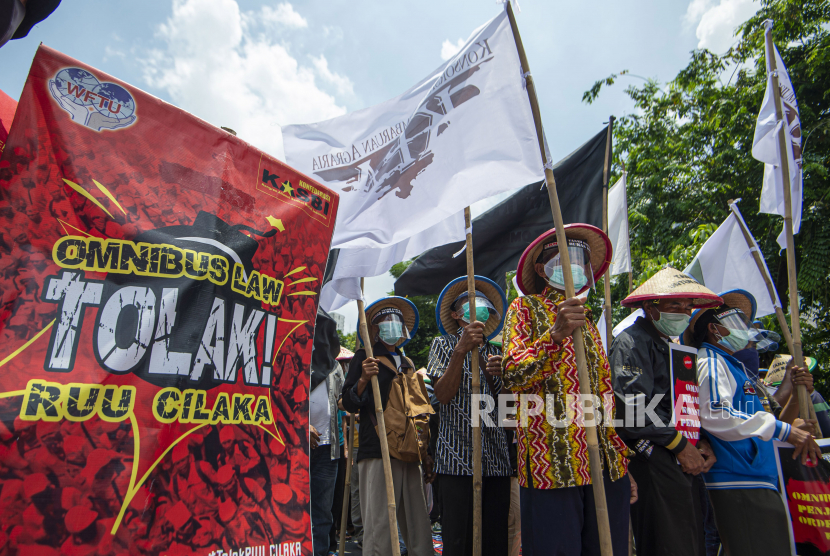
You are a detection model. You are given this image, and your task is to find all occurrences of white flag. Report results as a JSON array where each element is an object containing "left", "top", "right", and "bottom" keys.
[
  {"left": 319, "top": 212, "right": 465, "bottom": 311},
  {"left": 751, "top": 20, "right": 802, "bottom": 250},
  {"left": 683, "top": 202, "right": 781, "bottom": 318},
  {"left": 282, "top": 8, "right": 542, "bottom": 251},
  {"left": 607, "top": 174, "right": 631, "bottom": 275}
]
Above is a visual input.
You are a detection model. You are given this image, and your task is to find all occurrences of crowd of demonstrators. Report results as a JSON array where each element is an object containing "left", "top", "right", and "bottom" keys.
[{"left": 305, "top": 227, "right": 826, "bottom": 556}]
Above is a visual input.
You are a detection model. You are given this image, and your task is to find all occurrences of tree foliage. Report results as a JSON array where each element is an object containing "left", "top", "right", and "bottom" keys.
[{"left": 586, "top": 0, "right": 830, "bottom": 392}]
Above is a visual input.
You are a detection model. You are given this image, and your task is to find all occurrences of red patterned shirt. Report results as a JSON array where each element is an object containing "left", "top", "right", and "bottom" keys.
[{"left": 502, "top": 287, "right": 629, "bottom": 489}]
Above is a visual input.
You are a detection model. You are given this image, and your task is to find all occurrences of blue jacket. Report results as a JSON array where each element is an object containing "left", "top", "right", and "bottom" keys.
[{"left": 697, "top": 343, "right": 791, "bottom": 491}]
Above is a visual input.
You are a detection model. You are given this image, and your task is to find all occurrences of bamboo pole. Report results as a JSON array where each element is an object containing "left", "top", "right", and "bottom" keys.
[
  {"left": 728, "top": 201, "right": 820, "bottom": 436},
  {"left": 764, "top": 24, "right": 810, "bottom": 421},
  {"left": 505, "top": 4, "right": 613, "bottom": 555},
  {"left": 356, "top": 278, "right": 401, "bottom": 556},
  {"left": 338, "top": 413, "right": 357, "bottom": 554},
  {"left": 601, "top": 117, "right": 615, "bottom": 347},
  {"left": 464, "top": 206, "right": 483, "bottom": 556},
  {"left": 728, "top": 201, "right": 794, "bottom": 353}
]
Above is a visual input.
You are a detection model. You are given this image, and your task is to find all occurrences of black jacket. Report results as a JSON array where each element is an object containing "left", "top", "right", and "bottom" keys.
[
  {"left": 341, "top": 342, "right": 412, "bottom": 462},
  {"left": 609, "top": 317, "right": 688, "bottom": 456}
]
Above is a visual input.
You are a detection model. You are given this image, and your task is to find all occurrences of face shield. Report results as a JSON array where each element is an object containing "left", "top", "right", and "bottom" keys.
[
  {"left": 713, "top": 308, "right": 765, "bottom": 352},
  {"left": 754, "top": 329, "right": 782, "bottom": 353},
  {"left": 452, "top": 291, "right": 500, "bottom": 324},
  {"left": 540, "top": 239, "right": 594, "bottom": 295},
  {"left": 372, "top": 308, "right": 410, "bottom": 345}
]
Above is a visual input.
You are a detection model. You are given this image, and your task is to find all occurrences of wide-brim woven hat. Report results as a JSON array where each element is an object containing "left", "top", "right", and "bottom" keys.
[
  {"left": 682, "top": 289, "right": 757, "bottom": 345},
  {"left": 516, "top": 224, "right": 612, "bottom": 296},
  {"left": 623, "top": 267, "right": 722, "bottom": 308},
  {"left": 336, "top": 347, "right": 355, "bottom": 361},
  {"left": 358, "top": 296, "right": 419, "bottom": 348},
  {"left": 436, "top": 275, "right": 507, "bottom": 341},
  {"left": 765, "top": 354, "right": 792, "bottom": 386}
]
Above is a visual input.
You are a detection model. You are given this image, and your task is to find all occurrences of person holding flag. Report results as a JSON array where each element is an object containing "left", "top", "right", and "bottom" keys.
[
  {"left": 426, "top": 276, "right": 511, "bottom": 556},
  {"left": 502, "top": 225, "right": 634, "bottom": 556},
  {"left": 341, "top": 297, "right": 434, "bottom": 556},
  {"left": 609, "top": 267, "right": 720, "bottom": 556},
  {"left": 685, "top": 290, "right": 820, "bottom": 556}
]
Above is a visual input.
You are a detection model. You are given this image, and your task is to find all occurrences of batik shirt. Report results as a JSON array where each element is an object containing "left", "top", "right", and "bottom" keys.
[
  {"left": 502, "top": 286, "right": 630, "bottom": 489},
  {"left": 426, "top": 331, "right": 512, "bottom": 476}
]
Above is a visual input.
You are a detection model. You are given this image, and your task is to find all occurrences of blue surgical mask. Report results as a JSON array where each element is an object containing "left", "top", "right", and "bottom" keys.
[
  {"left": 547, "top": 265, "right": 589, "bottom": 291},
  {"left": 462, "top": 302, "right": 491, "bottom": 324},
  {"left": 718, "top": 328, "right": 751, "bottom": 353}
]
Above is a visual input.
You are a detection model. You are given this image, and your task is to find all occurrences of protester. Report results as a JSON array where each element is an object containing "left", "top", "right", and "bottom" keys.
[
  {"left": 341, "top": 297, "right": 435, "bottom": 556},
  {"left": 426, "top": 275, "right": 511, "bottom": 556},
  {"left": 686, "top": 290, "right": 821, "bottom": 556},
  {"left": 609, "top": 266, "right": 720, "bottom": 556},
  {"left": 503, "top": 224, "right": 635, "bottom": 556},
  {"left": 1, "top": 0, "right": 61, "bottom": 47},
  {"left": 309, "top": 308, "right": 345, "bottom": 556}
]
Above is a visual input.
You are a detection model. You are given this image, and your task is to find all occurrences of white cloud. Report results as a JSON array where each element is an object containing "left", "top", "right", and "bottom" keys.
[
  {"left": 143, "top": 0, "right": 348, "bottom": 160},
  {"left": 312, "top": 55, "right": 354, "bottom": 96},
  {"left": 685, "top": 0, "right": 759, "bottom": 52},
  {"left": 440, "top": 38, "right": 466, "bottom": 61}
]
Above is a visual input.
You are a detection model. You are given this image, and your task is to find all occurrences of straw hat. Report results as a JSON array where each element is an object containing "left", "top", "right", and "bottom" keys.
[
  {"left": 358, "top": 296, "right": 419, "bottom": 348},
  {"left": 765, "top": 354, "right": 792, "bottom": 386},
  {"left": 682, "top": 289, "right": 756, "bottom": 345},
  {"left": 516, "top": 224, "right": 612, "bottom": 296},
  {"left": 336, "top": 346, "right": 355, "bottom": 361},
  {"left": 436, "top": 275, "right": 507, "bottom": 341},
  {"left": 623, "top": 267, "right": 722, "bottom": 308}
]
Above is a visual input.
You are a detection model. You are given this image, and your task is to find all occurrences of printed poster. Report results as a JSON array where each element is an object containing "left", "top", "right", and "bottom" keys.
[
  {"left": 775, "top": 439, "right": 830, "bottom": 556},
  {"left": 0, "top": 45, "right": 338, "bottom": 555},
  {"left": 669, "top": 343, "right": 700, "bottom": 446}
]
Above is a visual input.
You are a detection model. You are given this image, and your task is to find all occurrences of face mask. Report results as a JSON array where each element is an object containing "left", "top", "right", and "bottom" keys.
[
  {"left": 378, "top": 321, "right": 404, "bottom": 345},
  {"left": 718, "top": 328, "right": 750, "bottom": 353},
  {"left": 0, "top": 0, "right": 25, "bottom": 48},
  {"left": 652, "top": 311, "right": 691, "bottom": 337},
  {"left": 462, "top": 302, "right": 490, "bottom": 324},
  {"left": 732, "top": 348, "right": 761, "bottom": 381},
  {"left": 548, "top": 265, "right": 589, "bottom": 291}
]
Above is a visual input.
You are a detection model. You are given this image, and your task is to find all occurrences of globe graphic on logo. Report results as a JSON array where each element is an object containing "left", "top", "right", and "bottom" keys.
[
  {"left": 92, "top": 82, "right": 136, "bottom": 120},
  {"left": 52, "top": 68, "right": 100, "bottom": 108}
]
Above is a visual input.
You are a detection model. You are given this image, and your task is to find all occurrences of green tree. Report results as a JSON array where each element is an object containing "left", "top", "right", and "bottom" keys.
[
  {"left": 585, "top": 0, "right": 830, "bottom": 393},
  {"left": 337, "top": 329, "right": 357, "bottom": 353}
]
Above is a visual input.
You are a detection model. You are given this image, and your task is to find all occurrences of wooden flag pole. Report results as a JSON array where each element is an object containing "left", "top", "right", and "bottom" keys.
[
  {"left": 764, "top": 27, "right": 811, "bottom": 421},
  {"left": 464, "top": 206, "right": 483, "bottom": 556},
  {"left": 505, "top": 4, "right": 614, "bottom": 555},
  {"left": 357, "top": 278, "right": 402, "bottom": 556},
  {"left": 338, "top": 413, "right": 357, "bottom": 554},
  {"left": 601, "top": 117, "right": 615, "bottom": 346},
  {"left": 727, "top": 201, "right": 794, "bottom": 353}
]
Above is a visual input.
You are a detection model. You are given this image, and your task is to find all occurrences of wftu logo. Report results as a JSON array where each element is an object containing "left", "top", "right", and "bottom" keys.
[{"left": 48, "top": 67, "right": 137, "bottom": 132}]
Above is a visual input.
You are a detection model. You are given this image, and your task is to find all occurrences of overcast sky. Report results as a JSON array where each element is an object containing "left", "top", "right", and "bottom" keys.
[{"left": 0, "top": 0, "right": 759, "bottom": 331}]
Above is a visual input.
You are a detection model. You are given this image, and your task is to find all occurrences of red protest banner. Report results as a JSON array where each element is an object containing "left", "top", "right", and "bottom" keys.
[
  {"left": 669, "top": 343, "right": 700, "bottom": 446},
  {"left": 776, "top": 439, "right": 830, "bottom": 555},
  {"left": 0, "top": 45, "right": 337, "bottom": 555}
]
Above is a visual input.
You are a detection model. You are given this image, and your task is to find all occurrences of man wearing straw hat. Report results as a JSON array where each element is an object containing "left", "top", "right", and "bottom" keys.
[
  {"left": 341, "top": 297, "right": 434, "bottom": 556},
  {"left": 610, "top": 267, "right": 721, "bottom": 556},
  {"left": 426, "top": 275, "right": 511, "bottom": 556},
  {"left": 766, "top": 354, "right": 830, "bottom": 437},
  {"left": 685, "top": 290, "right": 820, "bottom": 556},
  {"left": 503, "top": 224, "right": 634, "bottom": 556}
]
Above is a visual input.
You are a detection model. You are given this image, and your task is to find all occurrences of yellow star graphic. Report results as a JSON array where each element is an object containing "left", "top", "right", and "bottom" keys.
[
  {"left": 281, "top": 181, "right": 295, "bottom": 196},
  {"left": 266, "top": 215, "right": 285, "bottom": 232}
]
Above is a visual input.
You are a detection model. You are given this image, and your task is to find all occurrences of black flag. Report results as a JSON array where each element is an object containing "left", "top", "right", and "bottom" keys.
[{"left": 394, "top": 126, "right": 609, "bottom": 295}]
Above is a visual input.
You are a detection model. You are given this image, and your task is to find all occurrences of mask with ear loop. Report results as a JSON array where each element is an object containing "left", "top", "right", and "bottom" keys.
[
  {"left": 711, "top": 307, "right": 764, "bottom": 353},
  {"left": 372, "top": 308, "right": 410, "bottom": 346}
]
